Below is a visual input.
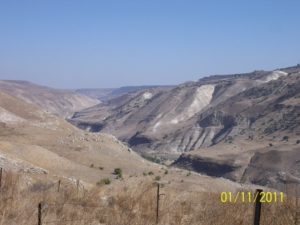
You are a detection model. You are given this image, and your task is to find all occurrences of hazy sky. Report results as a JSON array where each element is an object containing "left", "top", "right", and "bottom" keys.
[{"left": 0, "top": 0, "right": 300, "bottom": 89}]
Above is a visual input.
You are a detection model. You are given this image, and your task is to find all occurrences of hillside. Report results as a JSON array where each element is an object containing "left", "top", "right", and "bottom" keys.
[
  {"left": 0, "top": 88, "right": 250, "bottom": 196},
  {"left": 1, "top": 170, "right": 296, "bottom": 225},
  {"left": 0, "top": 80, "right": 100, "bottom": 117},
  {"left": 70, "top": 66, "right": 300, "bottom": 153},
  {"left": 70, "top": 65, "right": 300, "bottom": 188},
  {"left": 76, "top": 85, "right": 174, "bottom": 101},
  {"left": 0, "top": 90, "right": 158, "bottom": 184}
]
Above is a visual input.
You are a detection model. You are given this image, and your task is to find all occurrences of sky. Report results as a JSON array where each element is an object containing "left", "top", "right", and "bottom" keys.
[{"left": 0, "top": 0, "right": 300, "bottom": 89}]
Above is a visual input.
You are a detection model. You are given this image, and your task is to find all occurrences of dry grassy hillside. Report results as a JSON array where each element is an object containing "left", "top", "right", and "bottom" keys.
[
  {"left": 0, "top": 80, "right": 99, "bottom": 117},
  {"left": 0, "top": 171, "right": 298, "bottom": 225},
  {"left": 0, "top": 90, "right": 160, "bottom": 185}
]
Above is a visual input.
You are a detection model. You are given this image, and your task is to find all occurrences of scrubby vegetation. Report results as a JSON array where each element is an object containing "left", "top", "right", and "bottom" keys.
[
  {"left": 282, "top": 136, "right": 289, "bottom": 141},
  {"left": 97, "top": 178, "right": 111, "bottom": 186},
  {"left": 141, "top": 154, "right": 161, "bottom": 164},
  {"left": 154, "top": 176, "right": 161, "bottom": 181},
  {"left": 114, "top": 168, "right": 123, "bottom": 179}
]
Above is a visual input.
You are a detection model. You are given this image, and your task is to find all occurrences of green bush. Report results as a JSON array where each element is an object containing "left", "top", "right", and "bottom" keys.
[
  {"left": 114, "top": 168, "right": 123, "bottom": 178},
  {"left": 97, "top": 178, "right": 111, "bottom": 186}
]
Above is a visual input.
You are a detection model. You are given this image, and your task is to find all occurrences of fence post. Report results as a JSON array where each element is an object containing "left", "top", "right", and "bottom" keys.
[
  {"left": 0, "top": 167, "right": 2, "bottom": 190},
  {"left": 57, "top": 180, "right": 61, "bottom": 193},
  {"left": 156, "top": 183, "right": 160, "bottom": 224},
  {"left": 38, "top": 202, "right": 42, "bottom": 225},
  {"left": 253, "top": 189, "right": 263, "bottom": 225},
  {"left": 295, "top": 184, "right": 299, "bottom": 225},
  {"left": 77, "top": 179, "right": 80, "bottom": 198}
]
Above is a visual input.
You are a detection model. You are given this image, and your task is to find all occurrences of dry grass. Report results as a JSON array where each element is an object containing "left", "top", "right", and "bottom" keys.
[{"left": 0, "top": 171, "right": 298, "bottom": 225}]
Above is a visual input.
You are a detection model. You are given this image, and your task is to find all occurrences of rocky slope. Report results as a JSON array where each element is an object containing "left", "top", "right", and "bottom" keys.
[
  {"left": 173, "top": 67, "right": 300, "bottom": 188},
  {"left": 71, "top": 66, "right": 300, "bottom": 153},
  {"left": 0, "top": 80, "right": 100, "bottom": 117},
  {"left": 70, "top": 65, "right": 300, "bottom": 188}
]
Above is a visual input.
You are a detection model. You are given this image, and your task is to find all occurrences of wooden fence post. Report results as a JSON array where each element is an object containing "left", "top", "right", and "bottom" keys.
[
  {"left": 253, "top": 189, "right": 263, "bottom": 225},
  {"left": 57, "top": 180, "right": 61, "bottom": 192},
  {"left": 38, "top": 202, "right": 42, "bottom": 225},
  {"left": 76, "top": 179, "right": 80, "bottom": 198},
  {"left": 0, "top": 167, "right": 2, "bottom": 190},
  {"left": 156, "top": 183, "right": 160, "bottom": 224},
  {"left": 295, "top": 184, "right": 299, "bottom": 225}
]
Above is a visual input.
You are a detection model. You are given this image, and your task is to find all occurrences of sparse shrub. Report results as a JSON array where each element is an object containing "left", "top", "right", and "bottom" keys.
[
  {"left": 164, "top": 170, "right": 168, "bottom": 175},
  {"left": 227, "top": 136, "right": 234, "bottom": 143},
  {"left": 296, "top": 140, "right": 300, "bottom": 144},
  {"left": 148, "top": 171, "right": 154, "bottom": 176},
  {"left": 143, "top": 172, "right": 147, "bottom": 176},
  {"left": 186, "top": 171, "right": 191, "bottom": 176},
  {"left": 141, "top": 154, "right": 161, "bottom": 164},
  {"left": 30, "top": 181, "right": 53, "bottom": 192},
  {"left": 114, "top": 168, "right": 123, "bottom": 178},
  {"left": 269, "top": 143, "right": 273, "bottom": 147},
  {"left": 282, "top": 136, "right": 289, "bottom": 141},
  {"left": 90, "top": 164, "right": 94, "bottom": 168},
  {"left": 97, "top": 178, "right": 111, "bottom": 185},
  {"left": 99, "top": 166, "right": 104, "bottom": 170},
  {"left": 155, "top": 176, "right": 161, "bottom": 181}
]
